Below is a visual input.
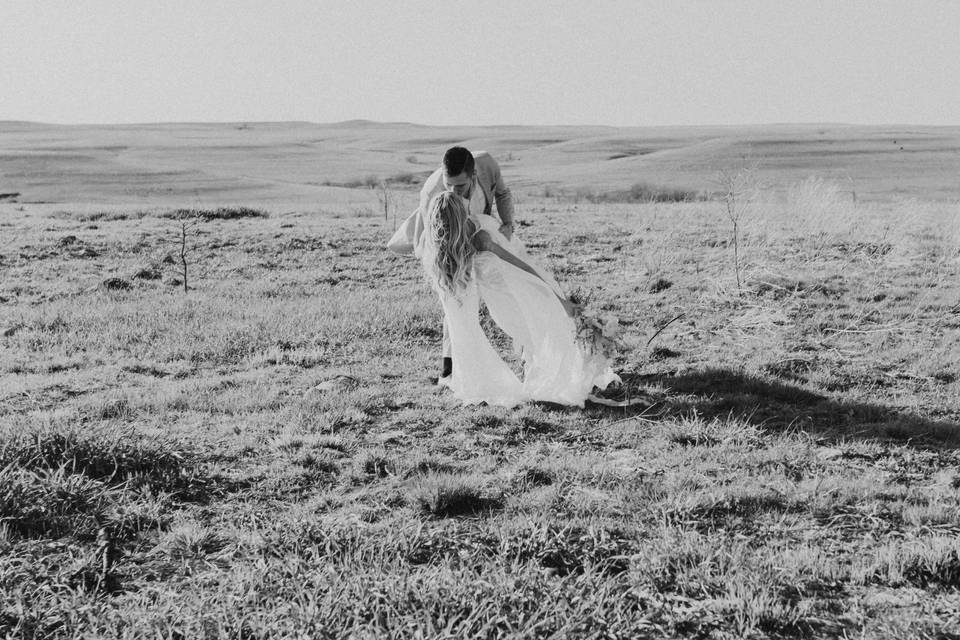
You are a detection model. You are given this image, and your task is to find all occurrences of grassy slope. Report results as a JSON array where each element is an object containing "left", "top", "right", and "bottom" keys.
[{"left": 1, "top": 123, "right": 960, "bottom": 638}]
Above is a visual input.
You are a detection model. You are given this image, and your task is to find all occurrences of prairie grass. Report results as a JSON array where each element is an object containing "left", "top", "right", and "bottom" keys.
[{"left": 1, "top": 181, "right": 959, "bottom": 637}]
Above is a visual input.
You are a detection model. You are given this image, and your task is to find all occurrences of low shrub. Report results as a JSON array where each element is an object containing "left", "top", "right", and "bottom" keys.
[
  {"left": 160, "top": 207, "right": 269, "bottom": 220},
  {"left": 570, "top": 182, "right": 703, "bottom": 203}
]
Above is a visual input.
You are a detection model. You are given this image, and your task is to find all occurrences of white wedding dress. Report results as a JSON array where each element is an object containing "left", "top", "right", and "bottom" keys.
[{"left": 421, "top": 214, "right": 619, "bottom": 407}]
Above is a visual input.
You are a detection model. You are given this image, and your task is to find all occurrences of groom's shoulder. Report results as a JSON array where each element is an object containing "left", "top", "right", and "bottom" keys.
[{"left": 474, "top": 151, "right": 500, "bottom": 174}]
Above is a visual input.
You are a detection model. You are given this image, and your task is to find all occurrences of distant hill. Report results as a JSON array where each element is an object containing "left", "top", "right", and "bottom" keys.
[{"left": 2, "top": 121, "right": 958, "bottom": 206}]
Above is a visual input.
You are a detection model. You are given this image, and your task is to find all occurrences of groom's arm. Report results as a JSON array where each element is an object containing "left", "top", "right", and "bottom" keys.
[
  {"left": 490, "top": 160, "right": 514, "bottom": 229},
  {"left": 481, "top": 156, "right": 515, "bottom": 240}
]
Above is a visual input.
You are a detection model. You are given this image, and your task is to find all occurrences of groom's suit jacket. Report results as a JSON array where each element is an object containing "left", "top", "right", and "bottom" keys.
[
  {"left": 418, "top": 151, "right": 514, "bottom": 222},
  {"left": 409, "top": 152, "right": 513, "bottom": 256}
]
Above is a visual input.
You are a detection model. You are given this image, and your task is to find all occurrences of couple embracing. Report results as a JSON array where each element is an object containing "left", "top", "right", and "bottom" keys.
[{"left": 389, "top": 146, "right": 619, "bottom": 408}]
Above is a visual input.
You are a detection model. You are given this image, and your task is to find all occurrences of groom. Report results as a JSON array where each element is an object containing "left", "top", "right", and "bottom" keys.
[{"left": 419, "top": 146, "right": 516, "bottom": 382}]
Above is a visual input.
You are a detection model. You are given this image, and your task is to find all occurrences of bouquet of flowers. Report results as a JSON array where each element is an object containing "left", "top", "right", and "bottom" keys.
[{"left": 567, "top": 288, "right": 622, "bottom": 358}]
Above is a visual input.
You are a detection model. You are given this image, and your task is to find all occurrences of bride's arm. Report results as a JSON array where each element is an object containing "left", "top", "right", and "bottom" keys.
[
  {"left": 473, "top": 230, "right": 576, "bottom": 315},
  {"left": 473, "top": 230, "right": 541, "bottom": 279}
]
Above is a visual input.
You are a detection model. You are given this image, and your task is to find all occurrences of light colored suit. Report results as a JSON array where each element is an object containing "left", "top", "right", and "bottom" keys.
[{"left": 416, "top": 152, "right": 514, "bottom": 363}]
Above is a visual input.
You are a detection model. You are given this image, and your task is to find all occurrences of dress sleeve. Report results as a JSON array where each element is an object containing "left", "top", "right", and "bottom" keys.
[{"left": 420, "top": 169, "right": 448, "bottom": 218}]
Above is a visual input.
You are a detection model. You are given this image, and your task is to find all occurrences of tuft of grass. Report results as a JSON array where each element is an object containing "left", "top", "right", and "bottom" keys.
[
  {"left": 498, "top": 520, "right": 635, "bottom": 576},
  {"left": 354, "top": 449, "right": 396, "bottom": 479},
  {"left": 514, "top": 465, "right": 556, "bottom": 488},
  {"left": 400, "top": 454, "right": 458, "bottom": 478},
  {"left": 0, "top": 423, "right": 197, "bottom": 488},
  {"left": 162, "top": 520, "right": 234, "bottom": 561},
  {"left": 0, "top": 464, "right": 117, "bottom": 539},
  {"left": 410, "top": 472, "right": 502, "bottom": 517},
  {"left": 680, "top": 488, "right": 804, "bottom": 526},
  {"left": 857, "top": 537, "right": 960, "bottom": 589},
  {"left": 663, "top": 415, "right": 765, "bottom": 449}
]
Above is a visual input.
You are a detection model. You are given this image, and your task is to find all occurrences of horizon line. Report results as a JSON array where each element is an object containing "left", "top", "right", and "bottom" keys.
[{"left": 3, "top": 118, "right": 959, "bottom": 130}]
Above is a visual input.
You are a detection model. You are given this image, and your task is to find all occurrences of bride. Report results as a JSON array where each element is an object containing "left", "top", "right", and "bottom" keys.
[{"left": 419, "top": 191, "right": 619, "bottom": 407}]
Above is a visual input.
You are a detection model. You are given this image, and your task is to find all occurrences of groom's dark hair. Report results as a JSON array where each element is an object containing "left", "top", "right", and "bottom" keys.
[{"left": 443, "top": 146, "right": 475, "bottom": 176}]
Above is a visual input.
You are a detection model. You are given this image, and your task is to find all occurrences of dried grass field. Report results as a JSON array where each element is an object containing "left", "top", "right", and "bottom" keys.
[{"left": 2, "top": 122, "right": 960, "bottom": 638}]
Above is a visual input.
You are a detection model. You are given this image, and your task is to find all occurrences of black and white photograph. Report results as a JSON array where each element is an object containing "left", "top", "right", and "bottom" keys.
[{"left": 2, "top": 1, "right": 959, "bottom": 637}]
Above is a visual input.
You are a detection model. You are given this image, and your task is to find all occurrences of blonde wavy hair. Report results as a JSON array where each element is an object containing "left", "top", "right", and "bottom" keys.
[{"left": 425, "top": 191, "right": 475, "bottom": 295}]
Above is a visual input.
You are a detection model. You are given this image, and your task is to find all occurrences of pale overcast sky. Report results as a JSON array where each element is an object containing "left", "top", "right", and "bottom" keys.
[{"left": 2, "top": 0, "right": 958, "bottom": 126}]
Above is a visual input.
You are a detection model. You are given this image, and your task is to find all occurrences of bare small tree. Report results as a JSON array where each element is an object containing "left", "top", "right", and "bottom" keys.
[
  {"left": 717, "top": 165, "right": 758, "bottom": 294},
  {"left": 173, "top": 209, "right": 202, "bottom": 294},
  {"left": 377, "top": 179, "right": 396, "bottom": 222}
]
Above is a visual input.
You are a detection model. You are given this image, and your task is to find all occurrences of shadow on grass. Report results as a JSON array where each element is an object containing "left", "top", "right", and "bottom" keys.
[{"left": 602, "top": 368, "right": 960, "bottom": 449}]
